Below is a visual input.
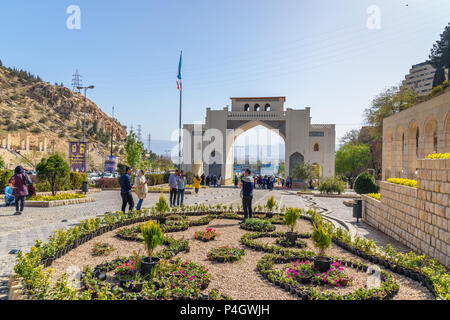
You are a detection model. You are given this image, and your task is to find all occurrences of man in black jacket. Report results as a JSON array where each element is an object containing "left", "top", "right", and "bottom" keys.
[
  {"left": 120, "top": 167, "right": 134, "bottom": 213},
  {"left": 239, "top": 169, "right": 254, "bottom": 224}
]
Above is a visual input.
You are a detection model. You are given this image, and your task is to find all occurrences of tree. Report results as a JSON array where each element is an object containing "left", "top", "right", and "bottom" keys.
[
  {"left": 292, "top": 162, "right": 315, "bottom": 181},
  {"left": 433, "top": 66, "right": 446, "bottom": 88},
  {"left": 125, "top": 131, "right": 144, "bottom": 170},
  {"left": 335, "top": 143, "right": 371, "bottom": 177},
  {"left": 0, "top": 155, "right": 5, "bottom": 169},
  {"left": 364, "top": 85, "right": 417, "bottom": 139},
  {"left": 429, "top": 24, "right": 450, "bottom": 82},
  {"left": 354, "top": 172, "right": 379, "bottom": 194},
  {"left": 36, "top": 154, "right": 70, "bottom": 195}
]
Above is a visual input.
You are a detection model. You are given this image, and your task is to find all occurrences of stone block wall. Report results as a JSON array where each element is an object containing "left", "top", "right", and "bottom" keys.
[{"left": 362, "top": 158, "right": 449, "bottom": 267}]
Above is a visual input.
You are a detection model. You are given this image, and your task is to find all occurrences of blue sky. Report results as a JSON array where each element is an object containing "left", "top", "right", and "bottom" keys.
[{"left": 1, "top": 0, "right": 449, "bottom": 146}]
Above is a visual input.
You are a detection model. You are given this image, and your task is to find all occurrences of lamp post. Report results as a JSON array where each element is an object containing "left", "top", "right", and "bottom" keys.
[{"left": 77, "top": 85, "right": 95, "bottom": 142}]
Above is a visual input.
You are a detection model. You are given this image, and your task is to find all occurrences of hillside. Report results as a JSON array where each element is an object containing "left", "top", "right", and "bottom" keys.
[{"left": 0, "top": 62, "right": 128, "bottom": 169}]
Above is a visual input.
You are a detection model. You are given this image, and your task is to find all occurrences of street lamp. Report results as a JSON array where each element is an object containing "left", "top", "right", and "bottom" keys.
[{"left": 77, "top": 85, "right": 95, "bottom": 142}]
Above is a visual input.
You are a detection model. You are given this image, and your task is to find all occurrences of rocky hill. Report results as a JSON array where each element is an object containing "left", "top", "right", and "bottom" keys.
[{"left": 0, "top": 62, "right": 128, "bottom": 168}]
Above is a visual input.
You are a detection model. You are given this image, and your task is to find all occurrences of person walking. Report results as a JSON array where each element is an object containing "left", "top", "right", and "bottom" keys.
[
  {"left": 8, "top": 166, "right": 32, "bottom": 215},
  {"left": 193, "top": 175, "right": 201, "bottom": 194},
  {"left": 135, "top": 169, "right": 148, "bottom": 211},
  {"left": 168, "top": 170, "right": 179, "bottom": 207},
  {"left": 234, "top": 174, "right": 239, "bottom": 188},
  {"left": 120, "top": 167, "right": 134, "bottom": 213},
  {"left": 239, "top": 169, "right": 254, "bottom": 224},
  {"left": 177, "top": 170, "right": 187, "bottom": 206},
  {"left": 206, "top": 175, "right": 210, "bottom": 186},
  {"left": 200, "top": 173, "right": 205, "bottom": 186}
]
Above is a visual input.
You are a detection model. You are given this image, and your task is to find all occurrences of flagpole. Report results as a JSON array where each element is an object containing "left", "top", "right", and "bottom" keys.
[
  {"left": 178, "top": 51, "right": 182, "bottom": 171},
  {"left": 178, "top": 81, "right": 182, "bottom": 171}
]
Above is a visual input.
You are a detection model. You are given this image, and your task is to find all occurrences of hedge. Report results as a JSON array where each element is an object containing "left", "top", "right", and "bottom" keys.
[
  {"left": 69, "top": 172, "right": 88, "bottom": 190},
  {"left": 0, "top": 169, "right": 13, "bottom": 194}
]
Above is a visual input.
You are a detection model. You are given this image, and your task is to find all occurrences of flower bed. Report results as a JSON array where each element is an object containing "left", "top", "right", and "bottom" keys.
[
  {"left": 367, "top": 193, "right": 380, "bottom": 200},
  {"left": 28, "top": 193, "right": 87, "bottom": 201},
  {"left": 207, "top": 246, "right": 245, "bottom": 263},
  {"left": 425, "top": 153, "right": 450, "bottom": 159},
  {"left": 240, "top": 218, "right": 275, "bottom": 232},
  {"left": 386, "top": 178, "right": 417, "bottom": 188},
  {"left": 194, "top": 228, "right": 220, "bottom": 242},
  {"left": 275, "top": 237, "right": 307, "bottom": 249},
  {"left": 257, "top": 254, "right": 399, "bottom": 300}
]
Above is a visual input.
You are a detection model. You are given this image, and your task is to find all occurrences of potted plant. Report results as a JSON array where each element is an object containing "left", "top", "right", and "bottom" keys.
[
  {"left": 154, "top": 193, "right": 170, "bottom": 225},
  {"left": 283, "top": 208, "right": 300, "bottom": 243},
  {"left": 141, "top": 220, "right": 165, "bottom": 276},
  {"left": 311, "top": 222, "right": 332, "bottom": 272}
]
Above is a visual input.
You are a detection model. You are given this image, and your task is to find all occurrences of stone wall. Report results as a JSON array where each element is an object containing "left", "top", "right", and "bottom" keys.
[{"left": 362, "top": 158, "right": 449, "bottom": 267}]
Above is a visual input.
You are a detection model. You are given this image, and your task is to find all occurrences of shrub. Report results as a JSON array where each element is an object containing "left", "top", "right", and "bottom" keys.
[
  {"left": 266, "top": 196, "right": 277, "bottom": 212},
  {"left": 185, "top": 171, "right": 194, "bottom": 184},
  {"left": 387, "top": 178, "right": 417, "bottom": 188},
  {"left": 141, "top": 220, "right": 165, "bottom": 257},
  {"left": 70, "top": 172, "right": 87, "bottom": 190},
  {"left": 0, "top": 169, "right": 13, "bottom": 194},
  {"left": 242, "top": 218, "right": 275, "bottom": 232},
  {"left": 145, "top": 173, "right": 165, "bottom": 186},
  {"left": 318, "top": 176, "right": 345, "bottom": 194},
  {"left": 28, "top": 194, "right": 85, "bottom": 201},
  {"left": 283, "top": 208, "right": 300, "bottom": 233},
  {"left": 311, "top": 223, "right": 332, "bottom": 257},
  {"left": 155, "top": 193, "right": 170, "bottom": 216},
  {"left": 353, "top": 172, "right": 379, "bottom": 194},
  {"left": 94, "top": 178, "right": 120, "bottom": 188}
]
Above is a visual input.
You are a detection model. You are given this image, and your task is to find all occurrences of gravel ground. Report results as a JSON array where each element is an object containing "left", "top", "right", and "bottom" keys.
[{"left": 47, "top": 216, "right": 433, "bottom": 300}]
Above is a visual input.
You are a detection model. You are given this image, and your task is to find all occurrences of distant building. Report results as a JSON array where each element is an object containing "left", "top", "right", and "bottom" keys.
[{"left": 402, "top": 62, "right": 447, "bottom": 96}]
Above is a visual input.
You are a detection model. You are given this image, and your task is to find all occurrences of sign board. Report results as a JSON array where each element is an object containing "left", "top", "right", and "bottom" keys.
[
  {"left": 104, "top": 156, "right": 118, "bottom": 172},
  {"left": 69, "top": 142, "right": 87, "bottom": 172},
  {"left": 234, "top": 164, "right": 242, "bottom": 174},
  {"left": 260, "top": 164, "right": 274, "bottom": 176}
]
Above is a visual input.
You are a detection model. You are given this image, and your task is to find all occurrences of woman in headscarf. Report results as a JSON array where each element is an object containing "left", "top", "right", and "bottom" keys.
[
  {"left": 135, "top": 169, "right": 148, "bottom": 211},
  {"left": 9, "top": 166, "right": 32, "bottom": 215}
]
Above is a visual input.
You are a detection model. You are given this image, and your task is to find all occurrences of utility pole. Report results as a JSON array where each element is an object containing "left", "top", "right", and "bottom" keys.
[
  {"left": 110, "top": 106, "right": 114, "bottom": 157},
  {"left": 137, "top": 125, "right": 142, "bottom": 142},
  {"left": 147, "top": 133, "right": 151, "bottom": 153},
  {"left": 77, "top": 85, "right": 95, "bottom": 142},
  {"left": 72, "top": 69, "right": 82, "bottom": 92}
]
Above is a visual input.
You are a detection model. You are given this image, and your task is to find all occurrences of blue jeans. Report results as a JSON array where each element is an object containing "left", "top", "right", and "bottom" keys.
[
  {"left": 177, "top": 189, "right": 185, "bottom": 206},
  {"left": 136, "top": 198, "right": 144, "bottom": 211}
]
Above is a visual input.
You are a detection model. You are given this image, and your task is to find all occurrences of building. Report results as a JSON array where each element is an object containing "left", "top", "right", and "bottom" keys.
[
  {"left": 402, "top": 62, "right": 442, "bottom": 96},
  {"left": 382, "top": 87, "right": 450, "bottom": 180},
  {"left": 362, "top": 88, "right": 450, "bottom": 267},
  {"left": 182, "top": 97, "right": 335, "bottom": 184}
]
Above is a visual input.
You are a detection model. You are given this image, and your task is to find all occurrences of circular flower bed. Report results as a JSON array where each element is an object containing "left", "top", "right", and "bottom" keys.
[
  {"left": 207, "top": 246, "right": 245, "bottom": 263},
  {"left": 257, "top": 254, "right": 400, "bottom": 300},
  {"left": 240, "top": 218, "right": 275, "bottom": 232},
  {"left": 194, "top": 228, "right": 220, "bottom": 242}
]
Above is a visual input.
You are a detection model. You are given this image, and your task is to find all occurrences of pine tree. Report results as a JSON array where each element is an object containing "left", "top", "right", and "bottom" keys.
[
  {"left": 429, "top": 24, "right": 450, "bottom": 81},
  {"left": 433, "top": 66, "right": 446, "bottom": 87}
]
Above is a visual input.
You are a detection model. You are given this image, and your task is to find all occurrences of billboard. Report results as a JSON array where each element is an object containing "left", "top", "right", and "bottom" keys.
[
  {"left": 104, "top": 156, "right": 118, "bottom": 172},
  {"left": 260, "top": 164, "right": 275, "bottom": 176},
  {"left": 69, "top": 142, "right": 87, "bottom": 172}
]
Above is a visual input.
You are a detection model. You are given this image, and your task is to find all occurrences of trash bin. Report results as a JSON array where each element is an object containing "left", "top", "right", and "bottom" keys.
[
  {"left": 353, "top": 199, "right": 362, "bottom": 222},
  {"left": 82, "top": 181, "right": 89, "bottom": 194}
]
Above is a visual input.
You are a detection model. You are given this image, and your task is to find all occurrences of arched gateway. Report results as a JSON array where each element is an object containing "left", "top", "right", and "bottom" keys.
[{"left": 182, "top": 97, "right": 335, "bottom": 184}]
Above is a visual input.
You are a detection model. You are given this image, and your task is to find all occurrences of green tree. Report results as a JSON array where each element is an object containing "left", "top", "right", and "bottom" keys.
[
  {"left": 433, "top": 66, "right": 446, "bottom": 88},
  {"left": 292, "top": 162, "right": 315, "bottom": 181},
  {"left": 335, "top": 143, "right": 370, "bottom": 177},
  {"left": 36, "top": 154, "right": 70, "bottom": 195},
  {"left": 125, "top": 131, "right": 144, "bottom": 170},
  {"left": 429, "top": 24, "right": 450, "bottom": 82},
  {"left": 364, "top": 85, "right": 417, "bottom": 139},
  {"left": 0, "top": 156, "right": 5, "bottom": 169}
]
